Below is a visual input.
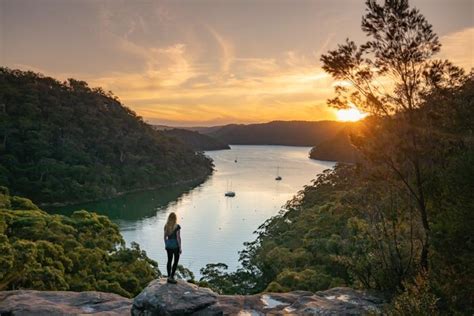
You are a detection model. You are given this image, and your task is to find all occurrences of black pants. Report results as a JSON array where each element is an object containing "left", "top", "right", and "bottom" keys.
[{"left": 166, "top": 248, "right": 180, "bottom": 278}]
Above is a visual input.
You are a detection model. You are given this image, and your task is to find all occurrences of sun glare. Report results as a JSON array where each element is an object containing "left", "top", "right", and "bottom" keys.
[{"left": 336, "top": 107, "right": 367, "bottom": 122}]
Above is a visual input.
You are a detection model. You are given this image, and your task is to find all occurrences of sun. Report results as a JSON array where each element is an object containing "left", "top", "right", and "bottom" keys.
[{"left": 336, "top": 107, "right": 367, "bottom": 122}]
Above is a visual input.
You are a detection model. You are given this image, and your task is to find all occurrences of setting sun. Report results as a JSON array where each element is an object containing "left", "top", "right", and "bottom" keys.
[{"left": 336, "top": 107, "right": 367, "bottom": 122}]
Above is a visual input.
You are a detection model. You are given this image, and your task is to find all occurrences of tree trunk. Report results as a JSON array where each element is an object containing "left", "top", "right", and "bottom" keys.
[{"left": 409, "top": 118, "right": 430, "bottom": 271}]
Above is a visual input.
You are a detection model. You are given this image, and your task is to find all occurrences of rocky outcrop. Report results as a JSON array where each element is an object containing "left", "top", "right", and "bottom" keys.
[
  {"left": 132, "top": 279, "right": 217, "bottom": 315},
  {"left": 132, "top": 279, "right": 384, "bottom": 315},
  {"left": 0, "top": 280, "right": 384, "bottom": 315},
  {"left": 0, "top": 290, "right": 131, "bottom": 315}
]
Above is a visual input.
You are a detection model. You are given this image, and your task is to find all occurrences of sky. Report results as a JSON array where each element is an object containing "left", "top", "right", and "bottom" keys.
[{"left": 1, "top": 0, "right": 473, "bottom": 126}]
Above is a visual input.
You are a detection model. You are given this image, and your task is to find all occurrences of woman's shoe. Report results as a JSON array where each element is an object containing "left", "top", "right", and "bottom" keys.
[{"left": 167, "top": 276, "right": 177, "bottom": 284}]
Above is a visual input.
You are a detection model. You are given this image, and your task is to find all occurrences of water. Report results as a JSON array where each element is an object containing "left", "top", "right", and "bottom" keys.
[{"left": 50, "top": 145, "right": 334, "bottom": 277}]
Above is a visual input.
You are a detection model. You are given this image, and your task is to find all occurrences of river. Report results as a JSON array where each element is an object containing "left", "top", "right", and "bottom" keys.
[{"left": 51, "top": 145, "right": 335, "bottom": 277}]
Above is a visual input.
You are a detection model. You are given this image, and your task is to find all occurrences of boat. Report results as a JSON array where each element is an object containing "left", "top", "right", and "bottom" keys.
[
  {"left": 275, "top": 166, "right": 282, "bottom": 181},
  {"left": 225, "top": 180, "right": 236, "bottom": 197}
]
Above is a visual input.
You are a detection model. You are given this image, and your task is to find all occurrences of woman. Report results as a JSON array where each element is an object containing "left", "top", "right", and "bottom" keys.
[{"left": 163, "top": 212, "right": 181, "bottom": 283}]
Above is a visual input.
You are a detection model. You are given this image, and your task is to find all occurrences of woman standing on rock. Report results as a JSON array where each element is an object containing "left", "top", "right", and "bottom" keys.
[{"left": 164, "top": 212, "right": 181, "bottom": 284}]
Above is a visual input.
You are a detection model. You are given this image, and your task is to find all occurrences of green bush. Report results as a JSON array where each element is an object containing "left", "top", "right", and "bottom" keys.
[{"left": 0, "top": 190, "right": 159, "bottom": 297}]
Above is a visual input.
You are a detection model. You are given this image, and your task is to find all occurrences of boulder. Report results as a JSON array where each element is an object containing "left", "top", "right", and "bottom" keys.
[
  {"left": 132, "top": 280, "right": 383, "bottom": 315},
  {"left": 132, "top": 279, "right": 218, "bottom": 315},
  {"left": 0, "top": 290, "right": 131, "bottom": 315}
]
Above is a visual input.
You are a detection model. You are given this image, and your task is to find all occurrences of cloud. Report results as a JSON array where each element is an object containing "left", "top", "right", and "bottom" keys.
[
  {"left": 85, "top": 42, "right": 335, "bottom": 125},
  {"left": 31, "top": 3, "right": 340, "bottom": 126},
  {"left": 206, "top": 26, "right": 234, "bottom": 73},
  {"left": 439, "top": 27, "right": 474, "bottom": 70}
]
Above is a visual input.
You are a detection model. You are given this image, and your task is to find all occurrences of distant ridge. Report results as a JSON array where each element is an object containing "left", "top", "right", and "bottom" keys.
[
  {"left": 158, "top": 128, "right": 230, "bottom": 151},
  {"left": 194, "top": 120, "right": 351, "bottom": 147}
]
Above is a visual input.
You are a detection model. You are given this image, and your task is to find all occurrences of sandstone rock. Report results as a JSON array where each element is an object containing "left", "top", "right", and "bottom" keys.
[
  {"left": 132, "top": 280, "right": 383, "bottom": 316},
  {"left": 132, "top": 279, "right": 218, "bottom": 315},
  {"left": 0, "top": 282, "right": 383, "bottom": 315},
  {"left": 0, "top": 290, "right": 131, "bottom": 315}
]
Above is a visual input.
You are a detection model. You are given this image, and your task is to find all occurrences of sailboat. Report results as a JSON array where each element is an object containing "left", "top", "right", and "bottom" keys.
[
  {"left": 225, "top": 180, "right": 236, "bottom": 197},
  {"left": 275, "top": 166, "right": 282, "bottom": 181}
]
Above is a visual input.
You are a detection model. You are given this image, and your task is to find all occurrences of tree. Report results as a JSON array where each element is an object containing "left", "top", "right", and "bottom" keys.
[{"left": 320, "top": 0, "right": 466, "bottom": 270}]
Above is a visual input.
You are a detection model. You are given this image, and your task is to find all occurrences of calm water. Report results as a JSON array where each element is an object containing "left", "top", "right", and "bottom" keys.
[{"left": 51, "top": 145, "right": 334, "bottom": 277}]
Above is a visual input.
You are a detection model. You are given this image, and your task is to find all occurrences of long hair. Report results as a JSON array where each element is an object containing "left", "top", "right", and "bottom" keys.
[{"left": 164, "top": 212, "right": 177, "bottom": 236}]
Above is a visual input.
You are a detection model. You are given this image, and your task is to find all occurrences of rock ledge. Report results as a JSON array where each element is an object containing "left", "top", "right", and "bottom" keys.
[
  {"left": 132, "top": 279, "right": 384, "bottom": 315},
  {"left": 0, "top": 280, "right": 384, "bottom": 315},
  {"left": 0, "top": 290, "right": 131, "bottom": 315}
]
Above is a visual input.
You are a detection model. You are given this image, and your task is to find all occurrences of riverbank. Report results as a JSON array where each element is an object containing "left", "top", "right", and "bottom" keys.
[{"left": 40, "top": 172, "right": 212, "bottom": 209}]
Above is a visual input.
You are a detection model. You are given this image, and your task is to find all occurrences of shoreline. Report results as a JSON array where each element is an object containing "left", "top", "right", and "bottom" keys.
[{"left": 40, "top": 172, "right": 213, "bottom": 209}]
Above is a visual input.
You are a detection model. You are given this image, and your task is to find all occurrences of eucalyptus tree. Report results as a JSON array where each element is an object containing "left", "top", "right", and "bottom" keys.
[{"left": 320, "top": 0, "right": 466, "bottom": 270}]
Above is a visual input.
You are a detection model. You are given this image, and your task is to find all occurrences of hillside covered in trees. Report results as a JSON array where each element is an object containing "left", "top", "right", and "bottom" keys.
[
  {"left": 195, "top": 120, "right": 350, "bottom": 146},
  {"left": 158, "top": 128, "right": 230, "bottom": 151},
  {"left": 0, "top": 68, "right": 213, "bottom": 205},
  {"left": 198, "top": 1, "right": 474, "bottom": 314},
  {"left": 0, "top": 187, "right": 159, "bottom": 297},
  {"left": 309, "top": 124, "right": 362, "bottom": 163}
]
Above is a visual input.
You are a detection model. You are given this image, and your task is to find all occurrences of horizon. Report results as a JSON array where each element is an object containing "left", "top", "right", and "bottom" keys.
[
  {"left": 151, "top": 118, "right": 353, "bottom": 129},
  {"left": 1, "top": 0, "right": 473, "bottom": 126}
]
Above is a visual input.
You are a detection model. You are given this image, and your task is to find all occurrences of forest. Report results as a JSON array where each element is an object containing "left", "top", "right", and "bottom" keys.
[
  {"left": 198, "top": 1, "right": 474, "bottom": 314},
  {"left": 0, "top": 187, "right": 159, "bottom": 298},
  {"left": 0, "top": 69, "right": 213, "bottom": 205}
]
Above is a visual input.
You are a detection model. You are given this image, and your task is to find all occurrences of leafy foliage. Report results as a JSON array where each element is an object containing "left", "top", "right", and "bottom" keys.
[
  {"left": 320, "top": 0, "right": 469, "bottom": 272},
  {"left": 0, "top": 68, "right": 213, "bottom": 204},
  {"left": 0, "top": 188, "right": 160, "bottom": 297}
]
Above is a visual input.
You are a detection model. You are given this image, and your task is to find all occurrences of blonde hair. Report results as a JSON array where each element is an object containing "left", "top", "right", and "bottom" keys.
[{"left": 164, "top": 212, "right": 177, "bottom": 236}]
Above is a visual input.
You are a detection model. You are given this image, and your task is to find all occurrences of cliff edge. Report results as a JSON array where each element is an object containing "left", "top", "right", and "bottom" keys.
[{"left": 0, "top": 279, "right": 384, "bottom": 315}]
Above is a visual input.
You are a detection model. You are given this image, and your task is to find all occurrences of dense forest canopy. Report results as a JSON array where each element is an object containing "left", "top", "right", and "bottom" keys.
[
  {"left": 198, "top": 0, "right": 474, "bottom": 314},
  {"left": 0, "top": 68, "right": 213, "bottom": 204},
  {"left": 0, "top": 187, "right": 159, "bottom": 298}
]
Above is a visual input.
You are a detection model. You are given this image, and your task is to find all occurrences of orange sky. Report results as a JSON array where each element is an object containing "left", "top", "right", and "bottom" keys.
[{"left": 2, "top": 0, "right": 473, "bottom": 126}]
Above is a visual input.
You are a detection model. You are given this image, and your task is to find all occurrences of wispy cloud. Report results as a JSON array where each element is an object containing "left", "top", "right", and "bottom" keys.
[
  {"left": 439, "top": 27, "right": 474, "bottom": 70},
  {"left": 206, "top": 26, "right": 234, "bottom": 74}
]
